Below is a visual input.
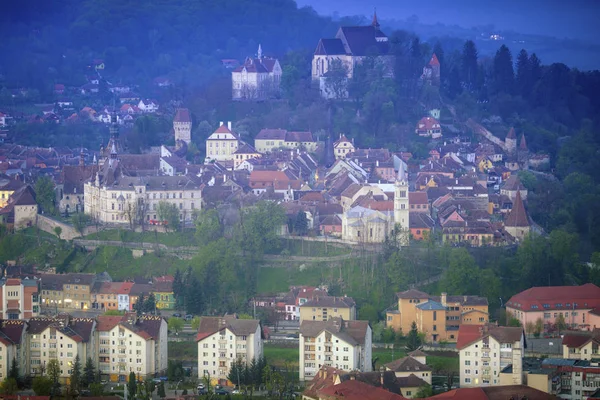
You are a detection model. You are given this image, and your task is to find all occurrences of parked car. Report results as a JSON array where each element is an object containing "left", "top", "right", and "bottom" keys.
[
  {"left": 214, "top": 388, "right": 228, "bottom": 395},
  {"left": 173, "top": 313, "right": 182, "bottom": 318},
  {"left": 197, "top": 383, "right": 205, "bottom": 390},
  {"left": 185, "top": 314, "right": 193, "bottom": 321}
]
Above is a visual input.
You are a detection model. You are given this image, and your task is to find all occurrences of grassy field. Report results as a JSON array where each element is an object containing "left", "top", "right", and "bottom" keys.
[
  {"left": 269, "top": 238, "right": 353, "bottom": 257},
  {"left": 86, "top": 229, "right": 198, "bottom": 247}
]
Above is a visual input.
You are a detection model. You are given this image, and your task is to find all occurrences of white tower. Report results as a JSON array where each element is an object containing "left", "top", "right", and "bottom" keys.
[
  {"left": 257, "top": 44, "right": 263, "bottom": 60},
  {"left": 394, "top": 161, "right": 410, "bottom": 243}
]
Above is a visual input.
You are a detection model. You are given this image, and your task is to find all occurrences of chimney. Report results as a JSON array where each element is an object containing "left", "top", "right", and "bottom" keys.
[
  {"left": 219, "top": 121, "right": 224, "bottom": 127},
  {"left": 227, "top": 121, "right": 232, "bottom": 131},
  {"left": 463, "top": 295, "right": 467, "bottom": 302},
  {"left": 441, "top": 292, "right": 447, "bottom": 307},
  {"left": 376, "top": 160, "right": 379, "bottom": 167}
]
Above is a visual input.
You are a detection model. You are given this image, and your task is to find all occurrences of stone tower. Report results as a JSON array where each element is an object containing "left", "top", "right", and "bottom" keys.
[
  {"left": 394, "top": 161, "right": 410, "bottom": 243},
  {"left": 505, "top": 127, "right": 517, "bottom": 156},
  {"left": 517, "top": 133, "right": 529, "bottom": 169},
  {"left": 173, "top": 108, "right": 192, "bottom": 145}
]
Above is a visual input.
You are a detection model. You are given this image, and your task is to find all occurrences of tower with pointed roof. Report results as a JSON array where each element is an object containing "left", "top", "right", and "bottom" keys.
[
  {"left": 504, "top": 190, "right": 530, "bottom": 241},
  {"left": 394, "top": 161, "right": 409, "bottom": 243},
  {"left": 505, "top": 127, "right": 517, "bottom": 156},
  {"left": 173, "top": 108, "right": 192, "bottom": 145},
  {"left": 372, "top": 8, "right": 380, "bottom": 29},
  {"left": 517, "top": 133, "right": 529, "bottom": 169}
]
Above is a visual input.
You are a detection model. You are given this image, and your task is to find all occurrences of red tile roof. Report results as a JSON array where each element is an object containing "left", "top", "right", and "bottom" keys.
[
  {"left": 416, "top": 117, "right": 441, "bottom": 132},
  {"left": 429, "top": 53, "right": 440, "bottom": 66},
  {"left": 96, "top": 315, "right": 125, "bottom": 332},
  {"left": 409, "top": 192, "right": 428, "bottom": 205},
  {"left": 456, "top": 324, "right": 523, "bottom": 350},
  {"left": 506, "top": 127, "right": 517, "bottom": 140},
  {"left": 317, "top": 379, "right": 406, "bottom": 400},
  {"left": 174, "top": 108, "right": 191, "bottom": 123},
  {"left": 506, "top": 283, "right": 600, "bottom": 312}
]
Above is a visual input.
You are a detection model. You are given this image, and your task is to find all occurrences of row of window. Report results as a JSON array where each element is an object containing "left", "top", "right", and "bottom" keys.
[{"left": 208, "top": 142, "right": 236, "bottom": 148}]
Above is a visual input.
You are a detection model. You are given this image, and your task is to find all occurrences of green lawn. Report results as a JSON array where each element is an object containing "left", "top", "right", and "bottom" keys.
[
  {"left": 257, "top": 264, "right": 328, "bottom": 293},
  {"left": 269, "top": 238, "right": 353, "bottom": 257},
  {"left": 73, "top": 246, "right": 189, "bottom": 279},
  {"left": 86, "top": 229, "right": 198, "bottom": 247},
  {"left": 264, "top": 343, "right": 299, "bottom": 368}
]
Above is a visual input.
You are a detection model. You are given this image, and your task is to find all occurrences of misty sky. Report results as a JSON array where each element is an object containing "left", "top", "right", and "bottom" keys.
[{"left": 296, "top": 0, "right": 600, "bottom": 42}]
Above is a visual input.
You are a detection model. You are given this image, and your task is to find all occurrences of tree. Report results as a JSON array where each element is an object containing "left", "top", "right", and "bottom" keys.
[
  {"left": 525, "top": 321, "right": 535, "bottom": 337},
  {"left": 461, "top": 40, "right": 478, "bottom": 90},
  {"left": 493, "top": 45, "right": 515, "bottom": 94},
  {"left": 72, "top": 213, "right": 91, "bottom": 237},
  {"left": 414, "top": 384, "right": 434, "bottom": 398},
  {"left": 135, "top": 293, "right": 146, "bottom": 315},
  {"left": 168, "top": 317, "right": 184, "bottom": 333},
  {"left": 32, "top": 376, "right": 53, "bottom": 396},
  {"left": 195, "top": 209, "right": 222, "bottom": 244},
  {"left": 534, "top": 318, "right": 544, "bottom": 338},
  {"left": 8, "top": 357, "right": 18, "bottom": 381},
  {"left": 167, "top": 360, "right": 184, "bottom": 382},
  {"left": 406, "top": 321, "right": 422, "bottom": 351},
  {"left": 293, "top": 210, "right": 308, "bottom": 236},
  {"left": 145, "top": 293, "right": 156, "bottom": 314},
  {"left": 323, "top": 59, "right": 349, "bottom": 99},
  {"left": 0, "top": 378, "right": 18, "bottom": 395},
  {"left": 47, "top": 359, "right": 61, "bottom": 394},
  {"left": 191, "top": 316, "right": 201, "bottom": 330},
  {"left": 69, "top": 354, "right": 82, "bottom": 395},
  {"left": 515, "top": 49, "right": 530, "bottom": 96},
  {"left": 443, "top": 248, "right": 479, "bottom": 294},
  {"left": 82, "top": 357, "right": 96, "bottom": 388},
  {"left": 35, "top": 176, "right": 56, "bottom": 215},
  {"left": 127, "top": 371, "right": 137, "bottom": 400},
  {"left": 156, "top": 201, "right": 180, "bottom": 231},
  {"left": 238, "top": 201, "right": 286, "bottom": 255},
  {"left": 555, "top": 313, "right": 567, "bottom": 333},
  {"left": 54, "top": 226, "right": 62, "bottom": 240},
  {"left": 157, "top": 381, "right": 166, "bottom": 398},
  {"left": 358, "top": 304, "right": 379, "bottom": 325},
  {"left": 506, "top": 311, "right": 522, "bottom": 327}
]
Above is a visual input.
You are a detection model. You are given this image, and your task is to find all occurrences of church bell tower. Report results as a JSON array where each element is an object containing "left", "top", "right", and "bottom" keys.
[{"left": 394, "top": 161, "right": 410, "bottom": 239}]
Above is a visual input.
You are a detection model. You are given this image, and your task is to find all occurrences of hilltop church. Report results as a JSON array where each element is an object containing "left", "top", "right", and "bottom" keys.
[{"left": 312, "top": 12, "right": 393, "bottom": 98}]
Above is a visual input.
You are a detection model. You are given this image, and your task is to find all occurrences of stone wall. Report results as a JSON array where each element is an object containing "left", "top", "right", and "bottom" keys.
[{"left": 36, "top": 214, "right": 99, "bottom": 240}]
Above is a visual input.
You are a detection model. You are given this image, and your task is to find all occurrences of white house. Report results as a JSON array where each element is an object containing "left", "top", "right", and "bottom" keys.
[
  {"left": 457, "top": 324, "right": 524, "bottom": 388},
  {"left": 196, "top": 315, "right": 263, "bottom": 386},
  {"left": 138, "top": 99, "right": 159, "bottom": 113},
  {"left": 299, "top": 317, "right": 371, "bottom": 381},
  {"left": 232, "top": 45, "right": 282, "bottom": 100}
]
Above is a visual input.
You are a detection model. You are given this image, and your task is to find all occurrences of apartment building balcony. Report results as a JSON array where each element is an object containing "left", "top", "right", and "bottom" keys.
[
  {"left": 482, "top": 352, "right": 491, "bottom": 361},
  {"left": 30, "top": 351, "right": 41, "bottom": 358},
  {"left": 49, "top": 351, "right": 57, "bottom": 359}
]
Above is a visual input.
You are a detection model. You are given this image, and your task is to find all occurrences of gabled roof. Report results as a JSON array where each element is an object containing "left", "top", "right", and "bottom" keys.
[
  {"left": 301, "top": 295, "right": 356, "bottom": 309},
  {"left": 300, "top": 318, "right": 369, "bottom": 346},
  {"left": 385, "top": 356, "right": 432, "bottom": 373},
  {"left": 396, "top": 289, "right": 429, "bottom": 300},
  {"left": 337, "top": 26, "right": 389, "bottom": 56},
  {"left": 429, "top": 53, "right": 440, "bottom": 66},
  {"left": 506, "top": 283, "right": 600, "bottom": 312},
  {"left": 196, "top": 315, "right": 260, "bottom": 341},
  {"left": 416, "top": 300, "right": 446, "bottom": 311},
  {"left": 456, "top": 324, "right": 523, "bottom": 350},
  {"left": 317, "top": 379, "right": 405, "bottom": 400},
  {"left": 314, "top": 39, "right": 347, "bottom": 56}
]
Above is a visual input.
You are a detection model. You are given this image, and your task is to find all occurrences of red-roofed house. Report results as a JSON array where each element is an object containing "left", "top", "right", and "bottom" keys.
[
  {"left": 505, "top": 283, "right": 600, "bottom": 330},
  {"left": 561, "top": 329, "right": 600, "bottom": 360},
  {"left": 415, "top": 117, "right": 442, "bottom": 139},
  {"left": 409, "top": 192, "right": 429, "bottom": 213},
  {"left": 316, "top": 379, "right": 406, "bottom": 400},
  {"left": 421, "top": 53, "right": 441, "bottom": 86},
  {"left": 333, "top": 134, "right": 355, "bottom": 160},
  {"left": 457, "top": 324, "right": 524, "bottom": 388}
]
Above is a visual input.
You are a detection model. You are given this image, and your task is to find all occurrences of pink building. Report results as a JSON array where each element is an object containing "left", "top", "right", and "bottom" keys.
[{"left": 505, "top": 283, "right": 600, "bottom": 331}]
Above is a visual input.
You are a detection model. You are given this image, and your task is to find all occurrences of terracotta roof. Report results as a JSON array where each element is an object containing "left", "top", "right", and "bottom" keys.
[
  {"left": 339, "top": 370, "right": 403, "bottom": 394},
  {"left": 416, "top": 117, "right": 441, "bottom": 132},
  {"left": 561, "top": 330, "right": 599, "bottom": 349},
  {"left": 504, "top": 191, "right": 529, "bottom": 227},
  {"left": 0, "top": 320, "right": 26, "bottom": 345},
  {"left": 303, "top": 366, "right": 346, "bottom": 398},
  {"left": 96, "top": 315, "right": 125, "bottom": 332},
  {"left": 333, "top": 134, "right": 352, "bottom": 146},
  {"left": 233, "top": 143, "right": 259, "bottom": 154},
  {"left": 502, "top": 175, "right": 525, "bottom": 191},
  {"left": 431, "top": 385, "right": 560, "bottom": 399},
  {"left": 457, "top": 324, "right": 523, "bottom": 350},
  {"left": 174, "top": 108, "right": 191, "bottom": 123},
  {"left": 385, "top": 356, "right": 431, "bottom": 373},
  {"left": 408, "top": 349, "right": 428, "bottom": 357},
  {"left": 506, "top": 127, "right": 517, "bottom": 140},
  {"left": 429, "top": 53, "right": 440, "bottom": 66},
  {"left": 506, "top": 283, "right": 600, "bottom": 312},
  {"left": 286, "top": 131, "right": 314, "bottom": 142},
  {"left": 409, "top": 212, "right": 435, "bottom": 229},
  {"left": 255, "top": 128, "right": 287, "bottom": 140},
  {"left": 519, "top": 134, "right": 528, "bottom": 151},
  {"left": 409, "top": 192, "right": 428, "bottom": 205},
  {"left": 317, "top": 379, "right": 405, "bottom": 400}
]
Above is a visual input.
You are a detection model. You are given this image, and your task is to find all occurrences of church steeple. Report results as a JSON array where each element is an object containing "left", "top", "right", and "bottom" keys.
[
  {"left": 394, "top": 160, "right": 410, "bottom": 242},
  {"left": 257, "top": 44, "right": 263, "bottom": 60},
  {"left": 372, "top": 8, "right": 380, "bottom": 29}
]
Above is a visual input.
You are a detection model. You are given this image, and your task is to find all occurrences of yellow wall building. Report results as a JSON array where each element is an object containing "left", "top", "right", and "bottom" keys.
[
  {"left": 385, "top": 289, "right": 489, "bottom": 342},
  {"left": 299, "top": 296, "right": 356, "bottom": 323}
]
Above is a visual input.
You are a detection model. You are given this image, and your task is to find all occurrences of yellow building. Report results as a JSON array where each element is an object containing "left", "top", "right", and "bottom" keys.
[
  {"left": 254, "top": 129, "right": 318, "bottom": 154},
  {"left": 205, "top": 122, "right": 241, "bottom": 162},
  {"left": 299, "top": 296, "right": 356, "bottom": 323},
  {"left": 0, "top": 178, "right": 24, "bottom": 208},
  {"left": 477, "top": 156, "right": 493, "bottom": 173},
  {"left": 40, "top": 273, "right": 96, "bottom": 310},
  {"left": 233, "top": 143, "right": 262, "bottom": 169},
  {"left": 333, "top": 134, "right": 355, "bottom": 159},
  {"left": 385, "top": 289, "right": 488, "bottom": 342}
]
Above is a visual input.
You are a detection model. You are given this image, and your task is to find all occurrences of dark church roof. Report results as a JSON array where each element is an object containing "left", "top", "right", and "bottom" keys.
[
  {"left": 315, "top": 39, "right": 347, "bottom": 56},
  {"left": 337, "top": 26, "right": 389, "bottom": 56}
]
